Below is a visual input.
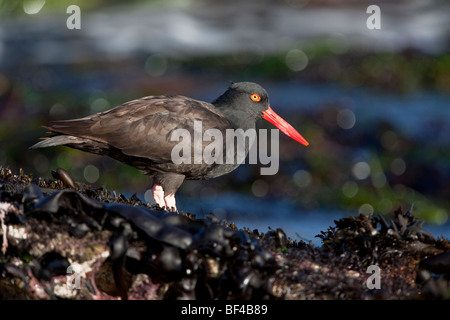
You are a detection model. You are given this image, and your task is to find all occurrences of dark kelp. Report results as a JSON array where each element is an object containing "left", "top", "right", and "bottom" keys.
[{"left": 0, "top": 166, "right": 449, "bottom": 299}]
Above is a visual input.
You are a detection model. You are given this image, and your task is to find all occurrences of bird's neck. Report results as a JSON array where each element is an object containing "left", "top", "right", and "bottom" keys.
[
  {"left": 226, "top": 113, "right": 256, "bottom": 131},
  {"left": 215, "top": 104, "right": 256, "bottom": 132}
]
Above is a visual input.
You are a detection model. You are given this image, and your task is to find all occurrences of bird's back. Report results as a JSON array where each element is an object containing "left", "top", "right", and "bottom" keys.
[{"left": 31, "top": 95, "right": 239, "bottom": 179}]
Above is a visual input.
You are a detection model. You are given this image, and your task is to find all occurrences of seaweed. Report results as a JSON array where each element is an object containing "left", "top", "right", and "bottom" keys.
[{"left": 0, "top": 166, "right": 449, "bottom": 300}]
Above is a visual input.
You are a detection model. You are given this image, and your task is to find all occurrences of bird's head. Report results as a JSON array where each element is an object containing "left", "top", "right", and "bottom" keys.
[{"left": 215, "top": 82, "right": 309, "bottom": 146}]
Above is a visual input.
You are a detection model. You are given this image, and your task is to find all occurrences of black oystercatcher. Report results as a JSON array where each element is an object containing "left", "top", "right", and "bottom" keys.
[{"left": 31, "top": 82, "right": 309, "bottom": 211}]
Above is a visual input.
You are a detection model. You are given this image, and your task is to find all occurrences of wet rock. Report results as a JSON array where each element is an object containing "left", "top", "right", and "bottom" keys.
[
  {"left": 1, "top": 166, "right": 450, "bottom": 300},
  {"left": 22, "top": 183, "right": 44, "bottom": 207},
  {"left": 262, "top": 228, "right": 288, "bottom": 250},
  {"left": 32, "top": 251, "right": 70, "bottom": 281},
  {"left": 420, "top": 250, "right": 450, "bottom": 276}
]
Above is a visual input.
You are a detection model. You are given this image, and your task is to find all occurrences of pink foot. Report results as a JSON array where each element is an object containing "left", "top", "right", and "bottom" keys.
[
  {"left": 152, "top": 184, "right": 165, "bottom": 208},
  {"left": 152, "top": 185, "right": 178, "bottom": 212},
  {"left": 164, "top": 194, "right": 177, "bottom": 212}
]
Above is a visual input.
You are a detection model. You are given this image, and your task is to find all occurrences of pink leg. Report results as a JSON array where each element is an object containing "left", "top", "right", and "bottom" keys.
[
  {"left": 152, "top": 184, "right": 165, "bottom": 208},
  {"left": 152, "top": 184, "right": 178, "bottom": 212},
  {"left": 164, "top": 194, "right": 177, "bottom": 212}
]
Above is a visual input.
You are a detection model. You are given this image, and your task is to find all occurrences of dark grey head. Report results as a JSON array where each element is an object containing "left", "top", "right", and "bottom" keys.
[
  {"left": 212, "top": 82, "right": 271, "bottom": 124},
  {"left": 212, "top": 81, "right": 310, "bottom": 146}
]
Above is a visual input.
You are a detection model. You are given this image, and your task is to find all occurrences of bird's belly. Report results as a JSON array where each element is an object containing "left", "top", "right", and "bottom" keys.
[
  {"left": 190, "top": 163, "right": 241, "bottom": 180},
  {"left": 162, "top": 162, "right": 241, "bottom": 180}
]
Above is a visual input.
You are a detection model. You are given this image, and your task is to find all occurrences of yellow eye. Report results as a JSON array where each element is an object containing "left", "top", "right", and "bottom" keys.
[{"left": 250, "top": 94, "right": 261, "bottom": 102}]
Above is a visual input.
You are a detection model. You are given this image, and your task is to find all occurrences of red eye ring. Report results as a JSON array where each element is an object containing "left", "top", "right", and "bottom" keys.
[{"left": 250, "top": 94, "right": 261, "bottom": 102}]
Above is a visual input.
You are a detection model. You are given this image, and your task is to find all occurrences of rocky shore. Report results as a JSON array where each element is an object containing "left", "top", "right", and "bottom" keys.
[{"left": 0, "top": 166, "right": 449, "bottom": 300}]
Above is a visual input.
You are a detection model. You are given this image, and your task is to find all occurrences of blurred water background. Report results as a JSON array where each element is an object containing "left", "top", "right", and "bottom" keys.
[{"left": 1, "top": 0, "right": 449, "bottom": 245}]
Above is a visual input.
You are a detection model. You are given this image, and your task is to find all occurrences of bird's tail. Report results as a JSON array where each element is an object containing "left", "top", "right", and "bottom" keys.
[{"left": 29, "top": 135, "right": 81, "bottom": 149}]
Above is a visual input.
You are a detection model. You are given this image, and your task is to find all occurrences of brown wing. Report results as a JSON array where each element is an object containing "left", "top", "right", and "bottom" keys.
[{"left": 44, "top": 95, "right": 232, "bottom": 164}]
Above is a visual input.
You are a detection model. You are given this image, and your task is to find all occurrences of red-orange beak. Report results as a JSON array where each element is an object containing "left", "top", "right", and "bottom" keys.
[{"left": 262, "top": 107, "right": 309, "bottom": 146}]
